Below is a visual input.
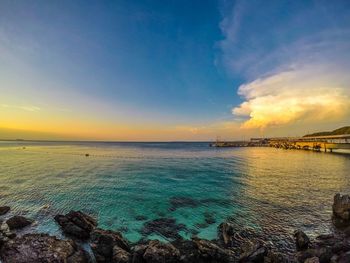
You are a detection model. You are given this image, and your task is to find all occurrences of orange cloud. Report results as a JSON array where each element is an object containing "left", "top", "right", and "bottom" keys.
[{"left": 233, "top": 66, "right": 350, "bottom": 129}]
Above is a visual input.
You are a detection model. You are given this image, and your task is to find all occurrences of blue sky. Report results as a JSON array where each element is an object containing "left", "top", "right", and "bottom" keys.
[{"left": 1, "top": 0, "right": 350, "bottom": 140}]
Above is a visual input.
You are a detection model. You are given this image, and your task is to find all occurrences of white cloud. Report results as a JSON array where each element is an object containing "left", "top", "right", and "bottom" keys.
[
  {"left": 232, "top": 66, "right": 350, "bottom": 129},
  {"left": 1, "top": 104, "right": 41, "bottom": 112},
  {"left": 217, "top": 1, "right": 350, "bottom": 131}
]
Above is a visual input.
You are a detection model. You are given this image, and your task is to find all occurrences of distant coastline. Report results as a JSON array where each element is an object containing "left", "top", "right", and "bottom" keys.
[{"left": 304, "top": 126, "right": 350, "bottom": 137}]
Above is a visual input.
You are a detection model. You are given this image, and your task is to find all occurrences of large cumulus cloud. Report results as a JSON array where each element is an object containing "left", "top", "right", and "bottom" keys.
[
  {"left": 218, "top": 0, "right": 350, "bottom": 131},
  {"left": 232, "top": 66, "right": 350, "bottom": 129}
]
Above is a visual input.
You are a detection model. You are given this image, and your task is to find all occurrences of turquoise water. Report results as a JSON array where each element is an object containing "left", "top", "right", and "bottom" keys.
[{"left": 0, "top": 141, "right": 350, "bottom": 250}]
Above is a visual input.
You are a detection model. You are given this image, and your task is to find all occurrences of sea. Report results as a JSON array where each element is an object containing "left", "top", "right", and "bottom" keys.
[{"left": 0, "top": 141, "right": 349, "bottom": 251}]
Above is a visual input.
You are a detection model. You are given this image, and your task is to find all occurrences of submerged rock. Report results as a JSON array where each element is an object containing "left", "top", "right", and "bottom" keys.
[
  {"left": 90, "top": 228, "right": 130, "bottom": 263},
  {"left": 195, "top": 222, "right": 209, "bottom": 229},
  {"left": 135, "top": 215, "right": 148, "bottom": 221},
  {"left": 199, "top": 198, "right": 231, "bottom": 207},
  {"left": 204, "top": 212, "right": 216, "bottom": 225},
  {"left": 333, "top": 193, "right": 350, "bottom": 227},
  {"left": 0, "top": 206, "right": 10, "bottom": 216},
  {"left": 3, "top": 194, "right": 350, "bottom": 263},
  {"left": 294, "top": 230, "right": 310, "bottom": 251},
  {"left": 0, "top": 233, "right": 88, "bottom": 263},
  {"left": 169, "top": 196, "right": 200, "bottom": 211},
  {"left": 117, "top": 226, "right": 129, "bottom": 234},
  {"left": 6, "top": 216, "right": 32, "bottom": 230},
  {"left": 141, "top": 218, "right": 187, "bottom": 240},
  {"left": 54, "top": 210, "right": 97, "bottom": 239}
]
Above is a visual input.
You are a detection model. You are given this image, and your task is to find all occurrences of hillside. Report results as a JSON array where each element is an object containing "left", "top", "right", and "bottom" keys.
[{"left": 304, "top": 126, "right": 350, "bottom": 137}]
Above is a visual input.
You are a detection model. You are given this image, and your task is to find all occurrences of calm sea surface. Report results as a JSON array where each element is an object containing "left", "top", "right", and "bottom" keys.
[{"left": 0, "top": 141, "right": 349, "bottom": 250}]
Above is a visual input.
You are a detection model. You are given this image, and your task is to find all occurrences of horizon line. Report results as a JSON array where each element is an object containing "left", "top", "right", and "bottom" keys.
[{"left": 0, "top": 139, "right": 216, "bottom": 143}]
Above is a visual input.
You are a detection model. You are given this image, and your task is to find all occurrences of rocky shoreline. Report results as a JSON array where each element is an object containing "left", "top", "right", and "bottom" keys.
[{"left": 1, "top": 194, "right": 350, "bottom": 262}]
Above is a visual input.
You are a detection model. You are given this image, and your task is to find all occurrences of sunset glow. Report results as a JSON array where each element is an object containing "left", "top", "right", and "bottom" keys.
[{"left": 1, "top": 1, "right": 350, "bottom": 140}]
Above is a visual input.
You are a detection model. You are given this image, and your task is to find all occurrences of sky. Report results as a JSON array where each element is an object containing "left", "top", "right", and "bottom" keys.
[{"left": 0, "top": 0, "right": 350, "bottom": 141}]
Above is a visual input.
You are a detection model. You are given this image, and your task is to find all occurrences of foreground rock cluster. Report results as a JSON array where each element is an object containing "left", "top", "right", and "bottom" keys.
[{"left": 1, "top": 194, "right": 350, "bottom": 262}]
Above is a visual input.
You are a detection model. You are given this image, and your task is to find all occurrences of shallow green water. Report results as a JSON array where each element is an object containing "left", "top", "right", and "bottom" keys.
[{"left": 0, "top": 141, "right": 349, "bottom": 250}]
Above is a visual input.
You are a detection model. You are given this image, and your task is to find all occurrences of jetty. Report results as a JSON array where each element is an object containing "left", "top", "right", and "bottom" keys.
[
  {"left": 211, "top": 134, "right": 350, "bottom": 152},
  {"left": 269, "top": 134, "right": 350, "bottom": 152},
  {"left": 210, "top": 138, "right": 269, "bottom": 148}
]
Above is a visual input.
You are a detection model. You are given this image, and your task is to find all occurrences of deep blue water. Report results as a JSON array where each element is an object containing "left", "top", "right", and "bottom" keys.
[{"left": 0, "top": 141, "right": 349, "bottom": 250}]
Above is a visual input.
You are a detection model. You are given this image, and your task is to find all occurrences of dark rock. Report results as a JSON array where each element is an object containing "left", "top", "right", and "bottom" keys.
[
  {"left": 0, "top": 206, "right": 10, "bottom": 216},
  {"left": 131, "top": 243, "right": 148, "bottom": 263},
  {"left": 218, "top": 222, "right": 236, "bottom": 247},
  {"left": 294, "top": 230, "right": 310, "bottom": 251},
  {"left": 141, "top": 218, "right": 187, "bottom": 240},
  {"left": 239, "top": 239, "right": 267, "bottom": 263},
  {"left": 218, "top": 223, "right": 262, "bottom": 251},
  {"left": 264, "top": 250, "right": 292, "bottom": 263},
  {"left": 171, "top": 239, "right": 199, "bottom": 263},
  {"left": 338, "top": 251, "right": 350, "bottom": 263},
  {"left": 169, "top": 196, "right": 200, "bottom": 211},
  {"left": 0, "top": 233, "right": 88, "bottom": 263},
  {"left": 330, "top": 254, "right": 339, "bottom": 263},
  {"left": 112, "top": 246, "right": 131, "bottom": 263},
  {"left": 332, "top": 193, "right": 350, "bottom": 227},
  {"left": 315, "top": 233, "right": 343, "bottom": 249},
  {"left": 54, "top": 210, "right": 97, "bottom": 239},
  {"left": 173, "top": 238, "right": 236, "bottom": 263},
  {"left": 6, "top": 216, "right": 32, "bottom": 230},
  {"left": 0, "top": 222, "right": 16, "bottom": 247},
  {"left": 143, "top": 240, "right": 180, "bottom": 263},
  {"left": 331, "top": 240, "right": 350, "bottom": 254},
  {"left": 304, "top": 257, "right": 320, "bottom": 263},
  {"left": 316, "top": 234, "right": 334, "bottom": 240},
  {"left": 344, "top": 226, "right": 350, "bottom": 237},
  {"left": 296, "top": 249, "right": 317, "bottom": 263},
  {"left": 90, "top": 228, "right": 130, "bottom": 263},
  {"left": 0, "top": 233, "right": 6, "bottom": 247},
  {"left": 192, "top": 237, "right": 234, "bottom": 263},
  {"left": 296, "top": 247, "right": 332, "bottom": 263},
  {"left": 132, "top": 240, "right": 180, "bottom": 263},
  {"left": 316, "top": 247, "right": 333, "bottom": 263}
]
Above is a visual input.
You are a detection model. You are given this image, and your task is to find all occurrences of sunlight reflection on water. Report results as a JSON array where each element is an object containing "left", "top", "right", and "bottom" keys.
[{"left": 0, "top": 141, "right": 349, "bottom": 250}]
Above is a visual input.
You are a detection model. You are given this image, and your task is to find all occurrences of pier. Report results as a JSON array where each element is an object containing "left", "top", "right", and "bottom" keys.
[
  {"left": 269, "top": 134, "right": 350, "bottom": 152},
  {"left": 210, "top": 138, "right": 269, "bottom": 148},
  {"left": 211, "top": 134, "right": 350, "bottom": 152}
]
